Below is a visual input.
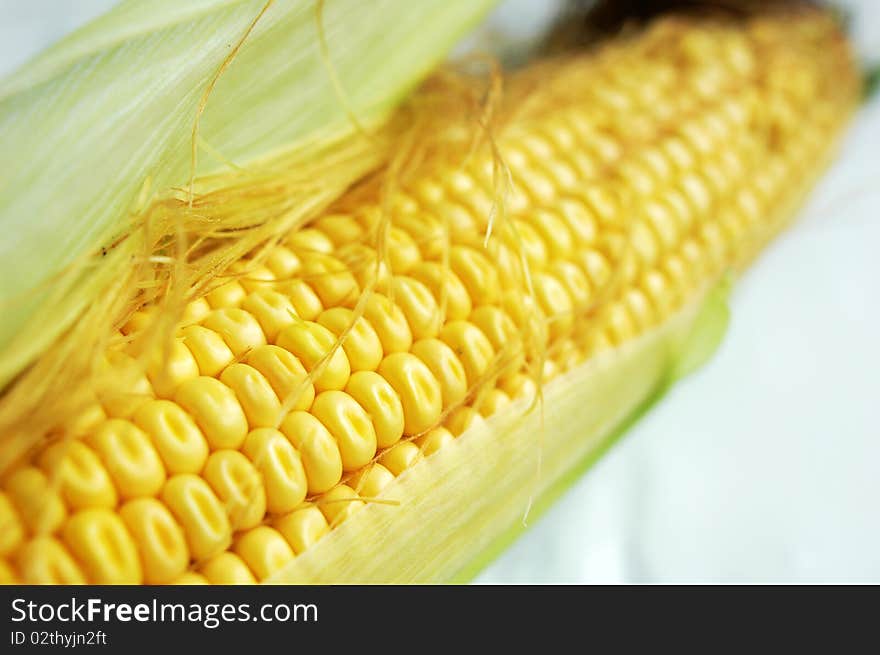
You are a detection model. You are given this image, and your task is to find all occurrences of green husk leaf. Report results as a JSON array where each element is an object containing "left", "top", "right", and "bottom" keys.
[
  {"left": 0, "top": 0, "right": 496, "bottom": 389},
  {"left": 864, "top": 63, "right": 880, "bottom": 100}
]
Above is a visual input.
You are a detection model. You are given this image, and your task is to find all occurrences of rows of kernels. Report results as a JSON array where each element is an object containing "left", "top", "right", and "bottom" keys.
[{"left": 2, "top": 11, "right": 855, "bottom": 584}]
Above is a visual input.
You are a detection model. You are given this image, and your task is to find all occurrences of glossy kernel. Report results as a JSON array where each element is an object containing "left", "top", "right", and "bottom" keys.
[
  {"left": 16, "top": 537, "right": 86, "bottom": 585},
  {"left": 119, "top": 498, "right": 189, "bottom": 584},
  {"left": 161, "top": 474, "right": 232, "bottom": 562},
  {"left": 87, "top": 419, "right": 166, "bottom": 500},
  {"left": 409, "top": 339, "right": 467, "bottom": 410},
  {"left": 174, "top": 377, "right": 249, "bottom": 450},
  {"left": 377, "top": 353, "right": 443, "bottom": 436},
  {"left": 274, "top": 505, "right": 329, "bottom": 555},
  {"left": 202, "top": 450, "right": 266, "bottom": 531},
  {"left": 438, "top": 321, "right": 496, "bottom": 387},
  {"left": 344, "top": 371, "right": 405, "bottom": 449},
  {"left": 242, "top": 428, "right": 308, "bottom": 514},
  {"left": 37, "top": 440, "right": 118, "bottom": 509},
  {"left": 234, "top": 526, "right": 295, "bottom": 581},
  {"left": 317, "top": 307, "right": 384, "bottom": 372},
  {"left": 245, "top": 345, "right": 315, "bottom": 411},
  {"left": 310, "top": 391, "right": 378, "bottom": 472},
  {"left": 276, "top": 321, "right": 351, "bottom": 392},
  {"left": 363, "top": 293, "right": 413, "bottom": 354},
  {"left": 133, "top": 400, "right": 209, "bottom": 474},
  {"left": 201, "top": 308, "right": 266, "bottom": 358},
  {"left": 220, "top": 363, "right": 283, "bottom": 429},
  {"left": 4, "top": 467, "right": 67, "bottom": 535},
  {"left": 63, "top": 509, "right": 143, "bottom": 584},
  {"left": 199, "top": 552, "right": 257, "bottom": 585},
  {"left": 279, "top": 412, "right": 343, "bottom": 494}
]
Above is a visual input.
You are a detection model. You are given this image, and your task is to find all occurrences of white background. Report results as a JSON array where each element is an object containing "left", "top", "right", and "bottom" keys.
[{"left": 1, "top": 1, "right": 877, "bottom": 583}]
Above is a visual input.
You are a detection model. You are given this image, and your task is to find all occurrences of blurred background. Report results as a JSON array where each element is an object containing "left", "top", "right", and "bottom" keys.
[{"left": 1, "top": 0, "right": 877, "bottom": 583}]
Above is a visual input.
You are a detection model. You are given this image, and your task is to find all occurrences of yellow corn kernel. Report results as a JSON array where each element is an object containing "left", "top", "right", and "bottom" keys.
[
  {"left": 445, "top": 406, "right": 485, "bottom": 436},
  {"left": 231, "top": 261, "right": 276, "bottom": 293},
  {"left": 555, "top": 261, "right": 595, "bottom": 311},
  {"left": 286, "top": 227, "right": 334, "bottom": 254},
  {"left": 299, "top": 252, "right": 360, "bottom": 308},
  {"left": 318, "top": 485, "right": 363, "bottom": 525},
  {"left": 630, "top": 219, "right": 661, "bottom": 269},
  {"left": 477, "top": 388, "right": 512, "bottom": 417},
  {"left": 363, "top": 293, "right": 413, "bottom": 354},
  {"left": 349, "top": 463, "right": 395, "bottom": 498},
  {"left": 119, "top": 498, "right": 189, "bottom": 585},
  {"left": 276, "top": 321, "right": 351, "bottom": 392},
  {"left": 310, "top": 391, "right": 377, "bottom": 471},
  {"left": 0, "top": 559, "right": 18, "bottom": 584},
  {"left": 174, "top": 377, "right": 248, "bottom": 450},
  {"left": 392, "top": 210, "right": 446, "bottom": 261},
  {"left": 579, "top": 248, "right": 612, "bottom": 288},
  {"left": 133, "top": 400, "right": 209, "bottom": 474},
  {"left": 387, "top": 227, "right": 422, "bottom": 274},
  {"left": 415, "top": 426, "right": 455, "bottom": 456},
  {"left": 206, "top": 280, "right": 247, "bottom": 308},
  {"left": 278, "top": 412, "right": 343, "bottom": 495},
  {"left": 201, "top": 308, "right": 267, "bottom": 358},
  {"left": 220, "top": 363, "right": 282, "bottom": 428},
  {"left": 234, "top": 526, "right": 295, "bottom": 581},
  {"left": 408, "top": 262, "right": 472, "bottom": 321},
  {"left": 336, "top": 242, "right": 392, "bottom": 289},
  {"left": 86, "top": 419, "right": 166, "bottom": 500},
  {"left": 472, "top": 306, "right": 520, "bottom": 356},
  {"left": 16, "top": 537, "right": 86, "bottom": 584},
  {"left": 317, "top": 307, "right": 384, "bottom": 372},
  {"left": 4, "top": 467, "right": 67, "bottom": 535},
  {"left": 242, "top": 428, "right": 308, "bottom": 514},
  {"left": 63, "top": 509, "right": 143, "bottom": 584},
  {"left": 180, "top": 325, "right": 235, "bottom": 377},
  {"left": 199, "top": 552, "right": 257, "bottom": 584},
  {"left": 504, "top": 219, "right": 548, "bottom": 268},
  {"left": 265, "top": 245, "right": 301, "bottom": 278},
  {"left": 37, "top": 440, "right": 118, "bottom": 510},
  {"left": 534, "top": 272, "right": 576, "bottom": 340},
  {"left": 203, "top": 450, "right": 266, "bottom": 531},
  {"left": 245, "top": 345, "right": 314, "bottom": 411},
  {"left": 378, "top": 441, "right": 422, "bottom": 476},
  {"left": 377, "top": 353, "right": 443, "bottom": 436},
  {"left": 0, "top": 493, "right": 24, "bottom": 556},
  {"left": 182, "top": 298, "right": 212, "bottom": 324},
  {"left": 273, "top": 505, "right": 328, "bottom": 555},
  {"left": 122, "top": 308, "right": 154, "bottom": 336},
  {"left": 277, "top": 279, "right": 324, "bottom": 321},
  {"left": 173, "top": 572, "right": 210, "bottom": 585},
  {"left": 344, "top": 371, "right": 405, "bottom": 449},
  {"left": 531, "top": 208, "right": 576, "bottom": 259},
  {"left": 438, "top": 321, "right": 495, "bottom": 387},
  {"left": 314, "top": 214, "right": 364, "bottom": 246},
  {"left": 161, "top": 474, "right": 232, "bottom": 562},
  {"left": 241, "top": 289, "right": 298, "bottom": 342},
  {"left": 409, "top": 338, "right": 467, "bottom": 410},
  {"left": 390, "top": 276, "right": 441, "bottom": 339},
  {"left": 449, "top": 246, "right": 501, "bottom": 306},
  {"left": 145, "top": 338, "right": 199, "bottom": 399},
  {"left": 500, "top": 372, "right": 538, "bottom": 401},
  {"left": 644, "top": 200, "right": 680, "bottom": 251}
]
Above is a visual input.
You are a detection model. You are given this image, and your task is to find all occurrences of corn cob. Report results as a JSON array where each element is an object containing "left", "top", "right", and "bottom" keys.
[{"left": 0, "top": 7, "right": 859, "bottom": 584}]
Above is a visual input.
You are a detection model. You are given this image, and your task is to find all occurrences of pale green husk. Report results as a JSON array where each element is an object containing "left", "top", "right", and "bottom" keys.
[
  {"left": 0, "top": 0, "right": 496, "bottom": 389},
  {"left": 268, "top": 283, "right": 730, "bottom": 584}
]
